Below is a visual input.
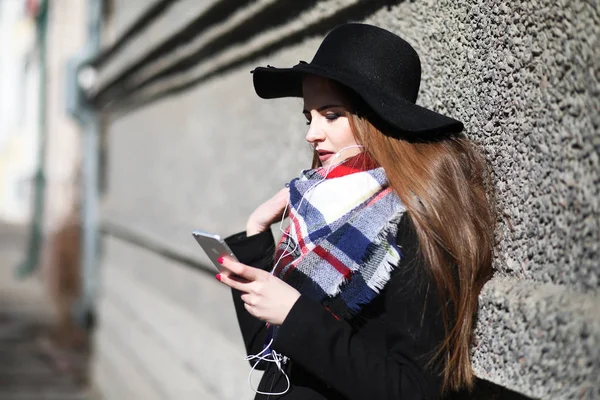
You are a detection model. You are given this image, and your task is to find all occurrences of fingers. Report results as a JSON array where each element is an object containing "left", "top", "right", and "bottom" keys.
[
  {"left": 216, "top": 258, "right": 268, "bottom": 294},
  {"left": 243, "top": 302, "right": 254, "bottom": 314},
  {"left": 219, "top": 272, "right": 250, "bottom": 292},
  {"left": 240, "top": 293, "right": 253, "bottom": 306},
  {"left": 217, "top": 257, "right": 241, "bottom": 278},
  {"left": 220, "top": 257, "right": 260, "bottom": 281}
]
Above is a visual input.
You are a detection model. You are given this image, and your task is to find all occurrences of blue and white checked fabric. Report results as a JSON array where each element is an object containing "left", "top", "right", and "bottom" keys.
[{"left": 274, "top": 156, "right": 406, "bottom": 320}]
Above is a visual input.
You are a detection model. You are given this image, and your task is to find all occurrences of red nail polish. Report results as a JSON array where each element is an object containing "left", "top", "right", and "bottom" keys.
[
  {"left": 216, "top": 274, "right": 221, "bottom": 281},
  {"left": 217, "top": 256, "right": 224, "bottom": 264}
]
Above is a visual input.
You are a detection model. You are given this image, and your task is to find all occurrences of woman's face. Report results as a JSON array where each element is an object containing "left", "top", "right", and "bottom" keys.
[{"left": 302, "top": 76, "right": 361, "bottom": 167}]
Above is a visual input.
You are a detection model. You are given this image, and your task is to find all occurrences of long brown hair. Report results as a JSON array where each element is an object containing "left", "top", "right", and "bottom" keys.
[
  {"left": 310, "top": 98, "right": 495, "bottom": 391},
  {"left": 353, "top": 114, "right": 494, "bottom": 392}
]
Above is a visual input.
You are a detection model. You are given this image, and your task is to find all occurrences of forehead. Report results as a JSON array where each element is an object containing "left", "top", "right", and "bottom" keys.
[{"left": 302, "top": 75, "right": 348, "bottom": 109}]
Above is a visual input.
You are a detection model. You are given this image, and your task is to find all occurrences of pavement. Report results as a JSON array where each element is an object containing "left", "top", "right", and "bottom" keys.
[{"left": 0, "top": 222, "right": 90, "bottom": 400}]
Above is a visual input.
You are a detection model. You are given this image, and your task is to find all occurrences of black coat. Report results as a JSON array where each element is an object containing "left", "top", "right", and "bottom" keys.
[{"left": 225, "top": 215, "right": 446, "bottom": 400}]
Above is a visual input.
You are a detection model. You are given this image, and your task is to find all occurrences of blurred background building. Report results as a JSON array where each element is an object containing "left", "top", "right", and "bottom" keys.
[
  {"left": 0, "top": 0, "right": 598, "bottom": 399},
  {"left": 0, "top": 0, "right": 40, "bottom": 224}
]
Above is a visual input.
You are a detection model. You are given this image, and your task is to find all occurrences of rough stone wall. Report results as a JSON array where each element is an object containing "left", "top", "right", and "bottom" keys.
[
  {"left": 371, "top": 0, "right": 599, "bottom": 289},
  {"left": 92, "top": 0, "right": 599, "bottom": 399}
]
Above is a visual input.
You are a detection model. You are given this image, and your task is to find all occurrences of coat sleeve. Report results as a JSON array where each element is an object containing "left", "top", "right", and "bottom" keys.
[
  {"left": 225, "top": 230, "right": 276, "bottom": 369},
  {"left": 271, "top": 217, "right": 447, "bottom": 400}
]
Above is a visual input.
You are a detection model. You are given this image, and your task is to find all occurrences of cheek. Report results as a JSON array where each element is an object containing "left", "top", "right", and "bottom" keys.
[{"left": 336, "top": 121, "right": 356, "bottom": 146}]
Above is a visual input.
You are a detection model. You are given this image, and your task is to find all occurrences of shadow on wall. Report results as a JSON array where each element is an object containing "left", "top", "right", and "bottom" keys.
[{"left": 91, "top": 0, "right": 406, "bottom": 116}]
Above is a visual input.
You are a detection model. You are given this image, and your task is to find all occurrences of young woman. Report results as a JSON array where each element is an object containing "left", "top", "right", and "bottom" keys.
[{"left": 216, "top": 23, "right": 495, "bottom": 399}]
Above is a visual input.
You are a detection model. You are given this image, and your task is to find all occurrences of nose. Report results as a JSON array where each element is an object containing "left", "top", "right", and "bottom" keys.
[{"left": 305, "top": 115, "right": 325, "bottom": 145}]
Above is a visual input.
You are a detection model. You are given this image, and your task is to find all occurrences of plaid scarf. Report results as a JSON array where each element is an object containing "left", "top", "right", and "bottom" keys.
[{"left": 274, "top": 154, "right": 406, "bottom": 320}]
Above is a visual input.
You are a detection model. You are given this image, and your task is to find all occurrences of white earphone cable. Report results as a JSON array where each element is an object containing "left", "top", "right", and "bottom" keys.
[{"left": 245, "top": 338, "right": 291, "bottom": 396}]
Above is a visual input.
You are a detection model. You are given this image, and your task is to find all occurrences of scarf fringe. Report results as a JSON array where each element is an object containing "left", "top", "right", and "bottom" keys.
[{"left": 368, "top": 213, "right": 405, "bottom": 292}]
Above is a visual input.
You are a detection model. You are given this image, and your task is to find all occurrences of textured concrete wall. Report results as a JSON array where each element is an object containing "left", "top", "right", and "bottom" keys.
[{"left": 92, "top": 0, "right": 599, "bottom": 399}]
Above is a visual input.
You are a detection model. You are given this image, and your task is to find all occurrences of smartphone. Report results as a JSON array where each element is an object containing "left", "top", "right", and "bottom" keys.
[{"left": 191, "top": 230, "right": 238, "bottom": 272}]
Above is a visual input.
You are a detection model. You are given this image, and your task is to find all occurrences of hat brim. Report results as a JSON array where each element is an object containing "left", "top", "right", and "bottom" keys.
[{"left": 252, "top": 63, "right": 464, "bottom": 138}]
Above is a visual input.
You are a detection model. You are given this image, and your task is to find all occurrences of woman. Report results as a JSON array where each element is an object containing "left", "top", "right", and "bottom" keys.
[{"left": 216, "top": 23, "right": 495, "bottom": 399}]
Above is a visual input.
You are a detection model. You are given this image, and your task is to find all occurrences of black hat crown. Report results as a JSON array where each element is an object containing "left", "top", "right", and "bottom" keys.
[{"left": 309, "top": 24, "right": 421, "bottom": 104}]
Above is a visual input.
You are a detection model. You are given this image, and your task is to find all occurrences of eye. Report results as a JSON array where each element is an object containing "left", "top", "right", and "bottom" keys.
[
  {"left": 325, "top": 112, "right": 340, "bottom": 121},
  {"left": 305, "top": 119, "right": 311, "bottom": 126}
]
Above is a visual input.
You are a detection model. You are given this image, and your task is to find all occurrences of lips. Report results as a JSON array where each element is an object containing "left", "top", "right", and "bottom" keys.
[
  {"left": 317, "top": 149, "right": 334, "bottom": 156},
  {"left": 316, "top": 149, "right": 335, "bottom": 162}
]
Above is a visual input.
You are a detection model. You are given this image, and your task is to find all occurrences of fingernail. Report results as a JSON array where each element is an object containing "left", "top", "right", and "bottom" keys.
[
  {"left": 217, "top": 256, "right": 224, "bottom": 264},
  {"left": 216, "top": 274, "right": 221, "bottom": 281}
]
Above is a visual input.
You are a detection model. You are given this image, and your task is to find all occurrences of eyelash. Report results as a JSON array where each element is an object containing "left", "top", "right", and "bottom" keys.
[{"left": 305, "top": 112, "right": 340, "bottom": 125}]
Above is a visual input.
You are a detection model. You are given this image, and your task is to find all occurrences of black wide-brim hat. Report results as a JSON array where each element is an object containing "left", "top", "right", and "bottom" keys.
[{"left": 252, "top": 23, "right": 463, "bottom": 139}]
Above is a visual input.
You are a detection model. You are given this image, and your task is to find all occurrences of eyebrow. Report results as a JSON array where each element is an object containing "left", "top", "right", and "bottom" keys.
[{"left": 302, "top": 104, "right": 344, "bottom": 114}]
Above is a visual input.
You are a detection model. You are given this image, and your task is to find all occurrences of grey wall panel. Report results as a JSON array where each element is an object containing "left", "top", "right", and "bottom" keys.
[
  {"left": 101, "top": 236, "right": 242, "bottom": 336},
  {"left": 102, "top": 38, "right": 321, "bottom": 259},
  {"left": 100, "top": 0, "right": 220, "bottom": 87},
  {"left": 97, "top": 293, "right": 215, "bottom": 398},
  {"left": 92, "top": 330, "right": 164, "bottom": 400},
  {"left": 98, "top": 236, "right": 256, "bottom": 399},
  {"left": 92, "top": 358, "right": 123, "bottom": 400}
]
